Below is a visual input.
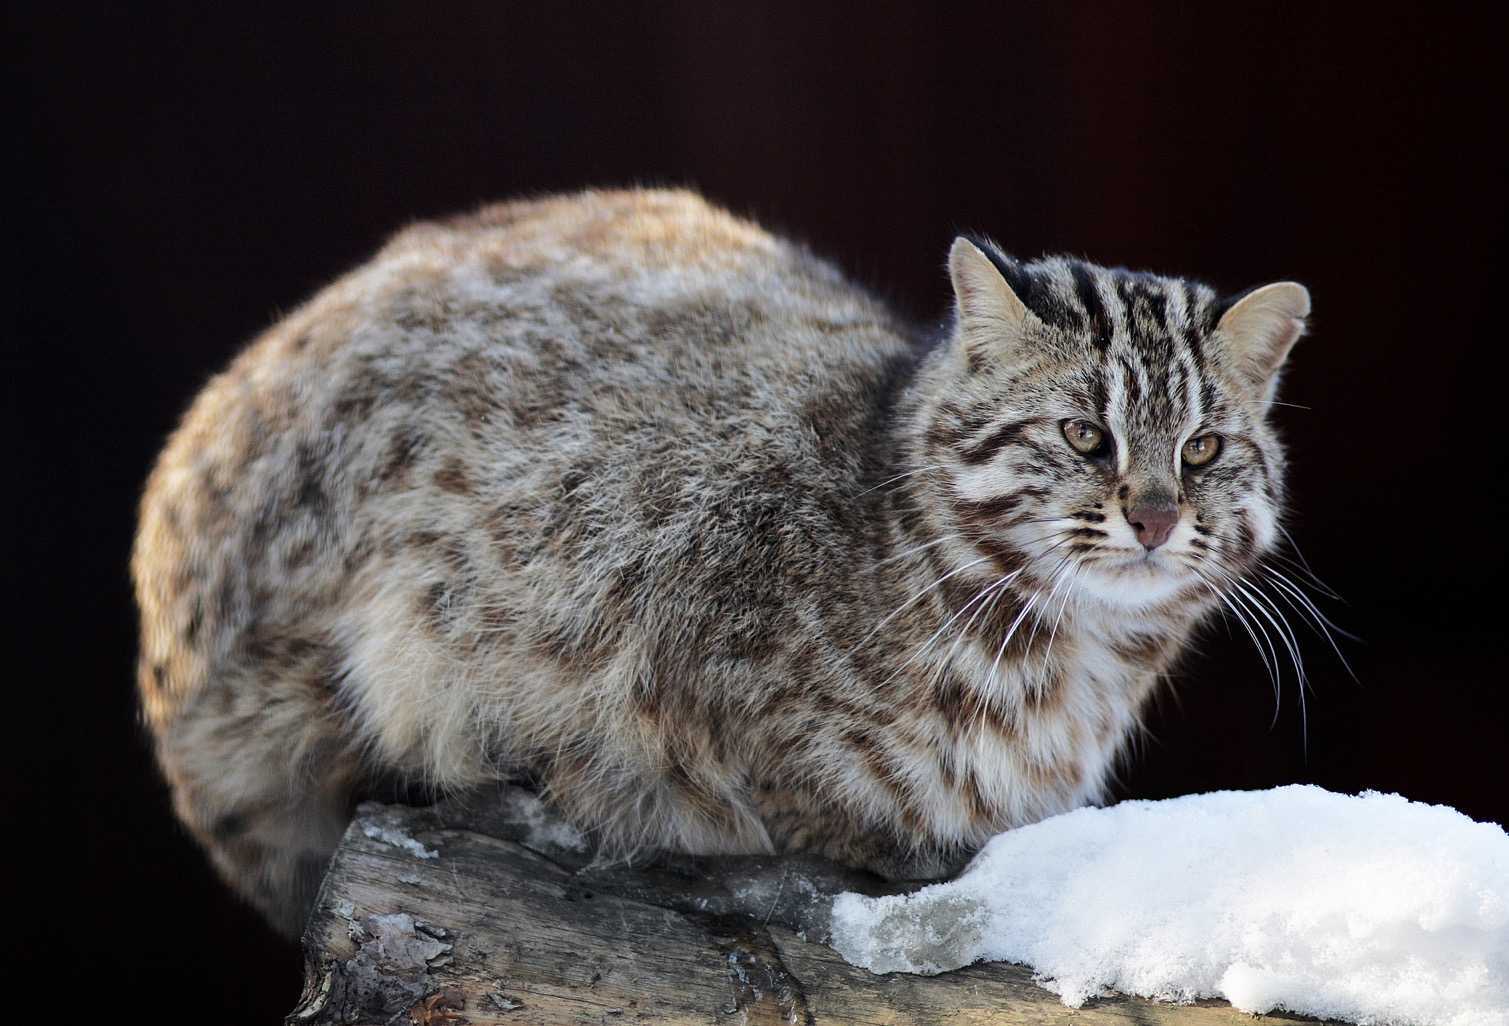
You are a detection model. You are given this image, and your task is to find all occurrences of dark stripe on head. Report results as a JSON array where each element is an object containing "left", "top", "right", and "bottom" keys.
[
  {"left": 1088, "top": 366, "right": 1110, "bottom": 423},
  {"left": 1144, "top": 284, "right": 1169, "bottom": 333},
  {"left": 1169, "top": 360, "right": 1189, "bottom": 418},
  {"left": 1119, "top": 357, "right": 1142, "bottom": 405},
  {"left": 1201, "top": 378, "right": 1219, "bottom": 417},
  {"left": 1114, "top": 276, "right": 1170, "bottom": 337},
  {"left": 1069, "top": 263, "right": 1113, "bottom": 348},
  {"left": 1181, "top": 282, "right": 1209, "bottom": 369}
]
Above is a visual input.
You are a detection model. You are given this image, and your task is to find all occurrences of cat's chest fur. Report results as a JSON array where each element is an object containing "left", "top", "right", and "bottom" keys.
[{"left": 803, "top": 588, "right": 1183, "bottom": 850}]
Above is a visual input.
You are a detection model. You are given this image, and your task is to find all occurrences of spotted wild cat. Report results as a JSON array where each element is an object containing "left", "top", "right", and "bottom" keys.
[{"left": 132, "top": 188, "right": 1312, "bottom": 934}]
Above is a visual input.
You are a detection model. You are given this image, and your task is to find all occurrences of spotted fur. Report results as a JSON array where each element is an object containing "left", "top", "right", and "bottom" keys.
[{"left": 132, "top": 188, "right": 1310, "bottom": 933}]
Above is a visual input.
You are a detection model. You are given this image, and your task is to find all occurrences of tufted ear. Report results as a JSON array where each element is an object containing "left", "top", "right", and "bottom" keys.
[
  {"left": 1216, "top": 282, "right": 1311, "bottom": 396},
  {"left": 948, "top": 237, "right": 1039, "bottom": 370}
]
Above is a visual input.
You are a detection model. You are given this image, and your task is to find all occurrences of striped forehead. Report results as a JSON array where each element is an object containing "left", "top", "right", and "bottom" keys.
[
  {"left": 1016, "top": 257, "right": 1219, "bottom": 355},
  {"left": 1000, "top": 256, "right": 1220, "bottom": 426}
]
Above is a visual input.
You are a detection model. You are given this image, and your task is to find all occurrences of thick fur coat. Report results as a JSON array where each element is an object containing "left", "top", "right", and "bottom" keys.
[{"left": 133, "top": 189, "right": 1309, "bottom": 933}]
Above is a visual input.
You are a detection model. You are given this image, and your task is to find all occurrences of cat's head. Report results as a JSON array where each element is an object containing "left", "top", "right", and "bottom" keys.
[{"left": 924, "top": 236, "right": 1309, "bottom": 612}]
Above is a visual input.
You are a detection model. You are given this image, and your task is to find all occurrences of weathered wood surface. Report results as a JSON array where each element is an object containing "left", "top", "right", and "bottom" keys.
[{"left": 291, "top": 787, "right": 1343, "bottom": 1025}]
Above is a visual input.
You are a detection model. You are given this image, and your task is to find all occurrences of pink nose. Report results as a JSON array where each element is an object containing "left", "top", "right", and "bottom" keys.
[{"left": 1128, "top": 501, "right": 1179, "bottom": 550}]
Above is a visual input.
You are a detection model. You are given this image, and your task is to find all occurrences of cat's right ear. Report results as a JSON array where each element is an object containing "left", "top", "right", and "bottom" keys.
[
  {"left": 1215, "top": 282, "right": 1311, "bottom": 398},
  {"left": 948, "top": 237, "right": 1039, "bottom": 370}
]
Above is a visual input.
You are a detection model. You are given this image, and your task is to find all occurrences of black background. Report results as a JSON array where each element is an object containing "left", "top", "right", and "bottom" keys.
[{"left": 7, "top": 6, "right": 1505, "bottom": 1021}]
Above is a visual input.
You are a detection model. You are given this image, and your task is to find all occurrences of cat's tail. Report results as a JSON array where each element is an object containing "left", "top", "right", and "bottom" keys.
[
  {"left": 137, "top": 645, "right": 363, "bottom": 936},
  {"left": 134, "top": 493, "right": 365, "bottom": 935},
  {"left": 130, "top": 405, "right": 380, "bottom": 936}
]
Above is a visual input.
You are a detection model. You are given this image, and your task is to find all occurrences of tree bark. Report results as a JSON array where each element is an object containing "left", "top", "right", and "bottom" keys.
[{"left": 290, "top": 786, "right": 1343, "bottom": 1025}]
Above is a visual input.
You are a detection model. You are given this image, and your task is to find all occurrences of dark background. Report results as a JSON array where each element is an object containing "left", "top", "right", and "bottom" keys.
[{"left": 7, "top": 5, "right": 1505, "bottom": 1021}]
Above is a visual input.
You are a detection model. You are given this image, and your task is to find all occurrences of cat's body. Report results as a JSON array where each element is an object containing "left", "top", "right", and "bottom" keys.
[{"left": 133, "top": 188, "right": 1309, "bottom": 934}]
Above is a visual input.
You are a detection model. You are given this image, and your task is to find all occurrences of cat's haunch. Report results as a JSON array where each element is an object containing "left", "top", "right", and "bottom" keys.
[{"left": 132, "top": 188, "right": 1308, "bottom": 934}]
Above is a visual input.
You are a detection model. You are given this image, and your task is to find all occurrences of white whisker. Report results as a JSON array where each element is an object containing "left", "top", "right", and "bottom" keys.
[
  {"left": 1274, "top": 523, "right": 1344, "bottom": 600},
  {"left": 1024, "top": 558, "right": 1078, "bottom": 666},
  {"left": 1262, "top": 565, "right": 1360, "bottom": 682},
  {"left": 871, "top": 569, "right": 1023, "bottom": 692},
  {"left": 1039, "top": 562, "right": 1082, "bottom": 676},
  {"left": 856, "top": 464, "right": 948, "bottom": 496},
  {"left": 926, "top": 573, "right": 1015, "bottom": 699},
  {"left": 1207, "top": 562, "right": 1310, "bottom": 749},
  {"left": 986, "top": 562, "right": 1061, "bottom": 690},
  {"left": 874, "top": 534, "right": 962, "bottom": 567},
  {"left": 1189, "top": 565, "right": 1280, "bottom": 707},
  {"left": 849, "top": 553, "right": 997, "bottom": 654},
  {"left": 1244, "top": 399, "right": 1311, "bottom": 410}
]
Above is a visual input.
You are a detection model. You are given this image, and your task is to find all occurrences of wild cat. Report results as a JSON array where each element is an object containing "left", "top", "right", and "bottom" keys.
[{"left": 133, "top": 188, "right": 1312, "bottom": 935}]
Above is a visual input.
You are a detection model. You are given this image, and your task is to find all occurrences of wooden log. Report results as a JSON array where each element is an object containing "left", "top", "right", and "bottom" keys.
[{"left": 290, "top": 787, "right": 1345, "bottom": 1025}]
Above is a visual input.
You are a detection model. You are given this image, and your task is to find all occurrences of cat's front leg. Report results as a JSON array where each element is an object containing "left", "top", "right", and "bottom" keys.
[{"left": 753, "top": 783, "right": 971, "bottom": 882}]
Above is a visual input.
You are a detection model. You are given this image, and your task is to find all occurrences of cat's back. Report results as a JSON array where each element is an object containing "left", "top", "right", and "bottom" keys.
[
  {"left": 135, "top": 187, "right": 916, "bottom": 784},
  {"left": 161, "top": 187, "right": 907, "bottom": 479}
]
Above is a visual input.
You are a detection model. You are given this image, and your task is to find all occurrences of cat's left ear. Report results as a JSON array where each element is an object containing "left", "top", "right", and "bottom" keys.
[
  {"left": 948, "top": 237, "right": 1041, "bottom": 370},
  {"left": 1216, "top": 282, "right": 1311, "bottom": 395}
]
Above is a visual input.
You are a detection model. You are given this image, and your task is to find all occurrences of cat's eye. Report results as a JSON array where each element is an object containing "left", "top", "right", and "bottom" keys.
[
  {"left": 1062, "top": 419, "right": 1108, "bottom": 457},
  {"left": 1181, "top": 433, "right": 1222, "bottom": 467}
]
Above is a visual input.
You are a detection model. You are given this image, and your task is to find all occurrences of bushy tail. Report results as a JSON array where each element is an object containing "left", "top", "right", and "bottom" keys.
[{"left": 139, "top": 653, "right": 363, "bottom": 937}]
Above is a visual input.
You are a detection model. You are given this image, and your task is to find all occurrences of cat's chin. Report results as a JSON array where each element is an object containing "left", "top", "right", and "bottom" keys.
[{"left": 1074, "top": 555, "right": 1193, "bottom": 610}]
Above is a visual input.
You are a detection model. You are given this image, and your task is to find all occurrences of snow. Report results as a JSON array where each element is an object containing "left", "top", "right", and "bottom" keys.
[
  {"left": 830, "top": 786, "right": 1509, "bottom": 1025},
  {"left": 360, "top": 817, "right": 440, "bottom": 860},
  {"left": 500, "top": 788, "right": 590, "bottom": 853}
]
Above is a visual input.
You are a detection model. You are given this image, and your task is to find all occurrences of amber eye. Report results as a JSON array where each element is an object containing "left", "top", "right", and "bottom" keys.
[
  {"left": 1181, "top": 433, "right": 1222, "bottom": 467},
  {"left": 1062, "top": 419, "right": 1108, "bottom": 456}
]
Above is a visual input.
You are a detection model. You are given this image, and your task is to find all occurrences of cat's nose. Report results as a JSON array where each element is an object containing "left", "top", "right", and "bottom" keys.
[{"left": 1128, "top": 501, "right": 1179, "bottom": 550}]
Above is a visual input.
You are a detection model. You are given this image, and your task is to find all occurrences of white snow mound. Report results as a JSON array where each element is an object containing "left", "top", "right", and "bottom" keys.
[{"left": 830, "top": 786, "right": 1508, "bottom": 1025}]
